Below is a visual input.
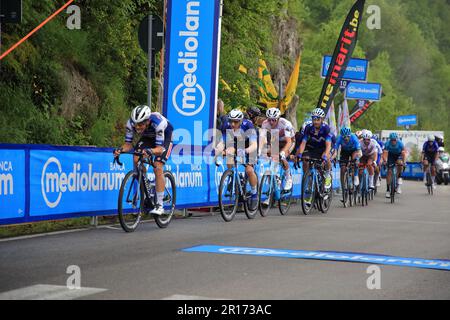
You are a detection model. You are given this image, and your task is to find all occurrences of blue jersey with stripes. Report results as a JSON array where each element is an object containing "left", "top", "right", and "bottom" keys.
[
  {"left": 302, "top": 124, "right": 332, "bottom": 149},
  {"left": 221, "top": 119, "right": 257, "bottom": 145}
]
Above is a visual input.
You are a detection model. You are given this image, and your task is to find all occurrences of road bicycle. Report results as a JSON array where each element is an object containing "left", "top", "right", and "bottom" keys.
[
  {"left": 114, "top": 152, "right": 176, "bottom": 232},
  {"left": 339, "top": 159, "right": 358, "bottom": 208},
  {"left": 300, "top": 158, "right": 333, "bottom": 215},
  {"left": 258, "top": 156, "right": 293, "bottom": 217}
]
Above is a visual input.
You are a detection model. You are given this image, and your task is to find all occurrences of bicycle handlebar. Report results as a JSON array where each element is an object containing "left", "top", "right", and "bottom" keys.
[{"left": 113, "top": 151, "right": 156, "bottom": 168}]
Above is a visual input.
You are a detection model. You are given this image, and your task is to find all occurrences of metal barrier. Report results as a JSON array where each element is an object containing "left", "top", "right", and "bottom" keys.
[{"left": 0, "top": 143, "right": 342, "bottom": 226}]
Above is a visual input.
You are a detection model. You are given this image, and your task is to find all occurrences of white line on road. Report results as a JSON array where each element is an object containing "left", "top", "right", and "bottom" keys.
[{"left": 0, "top": 284, "right": 107, "bottom": 300}]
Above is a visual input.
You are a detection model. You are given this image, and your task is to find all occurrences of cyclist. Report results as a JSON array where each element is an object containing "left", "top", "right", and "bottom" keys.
[
  {"left": 359, "top": 130, "right": 379, "bottom": 189},
  {"left": 382, "top": 132, "right": 406, "bottom": 198},
  {"left": 296, "top": 108, "right": 333, "bottom": 190},
  {"left": 215, "top": 109, "right": 259, "bottom": 210},
  {"left": 291, "top": 120, "right": 311, "bottom": 162},
  {"left": 372, "top": 133, "right": 384, "bottom": 187},
  {"left": 260, "top": 108, "right": 295, "bottom": 191},
  {"left": 421, "top": 135, "right": 440, "bottom": 188},
  {"left": 114, "top": 105, "right": 174, "bottom": 215},
  {"left": 246, "top": 106, "right": 266, "bottom": 127},
  {"left": 435, "top": 134, "right": 445, "bottom": 148},
  {"left": 335, "top": 127, "right": 362, "bottom": 189}
]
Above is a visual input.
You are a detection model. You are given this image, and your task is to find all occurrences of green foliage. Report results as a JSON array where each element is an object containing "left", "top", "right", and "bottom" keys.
[{"left": 0, "top": 0, "right": 449, "bottom": 147}]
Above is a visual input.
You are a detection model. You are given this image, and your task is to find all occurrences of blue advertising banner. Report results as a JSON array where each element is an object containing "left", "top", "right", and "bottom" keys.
[
  {"left": 29, "top": 150, "right": 131, "bottom": 216},
  {"left": 345, "top": 82, "right": 382, "bottom": 101},
  {"left": 163, "top": 0, "right": 222, "bottom": 147},
  {"left": 397, "top": 115, "right": 418, "bottom": 127},
  {"left": 0, "top": 149, "right": 26, "bottom": 219},
  {"left": 321, "top": 56, "right": 369, "bottom": 82}
]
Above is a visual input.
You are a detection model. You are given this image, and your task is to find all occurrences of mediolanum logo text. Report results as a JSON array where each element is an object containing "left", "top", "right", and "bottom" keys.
[
  {"left": 172, "top": 1, "right": 206, "bottom": 117},
  {"left": 41, "top": 157, "right": 125, "bottom": 208},
  {"left": 0, "top": 161, "right": 14, "bottom": 196}
]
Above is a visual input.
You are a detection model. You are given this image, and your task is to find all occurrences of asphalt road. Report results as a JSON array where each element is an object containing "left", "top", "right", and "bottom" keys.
[{"left": 1, "top": 181, "right": 449, "bottom": 300}]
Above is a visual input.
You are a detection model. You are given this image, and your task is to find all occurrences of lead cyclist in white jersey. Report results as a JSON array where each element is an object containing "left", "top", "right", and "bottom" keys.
[
  {"left": 359, "top": 130, "right": 379, "bottom": 189},
  {"left": 259, "top": 108, "right": 295, "bottom": 190}
]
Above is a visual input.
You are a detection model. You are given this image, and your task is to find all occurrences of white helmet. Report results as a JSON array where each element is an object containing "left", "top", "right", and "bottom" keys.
[
  {"left": 311, "top": 108, "right": 326, "bottom": 119},
  {"left": 438, "top": 147, "right": 445, "bottom": 152},
  {"left": 436, "top": 134, "right": 444, "bottom": 140},
  {"left": 428, "top": 135, "right": 435, "bottom": 142},
  {"left": 228, "top": 109, "right": 244, "bottom": 121},
  {"left": 362, "top": 130, "right": 372, "bottom": 140},
  {"left": 266, "top": 108, "right": 281, "bottom": 119},
  {"left": 131, "top": 105, "right": 151, "bottom": 124}
]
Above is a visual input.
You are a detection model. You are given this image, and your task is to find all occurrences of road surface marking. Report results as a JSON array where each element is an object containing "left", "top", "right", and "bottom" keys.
[
  {"left": 183, "top": 245, "right": 450, "bottom": 271},
  {"left": 0, "top": 284, "right": 107, "bottom": 300}
]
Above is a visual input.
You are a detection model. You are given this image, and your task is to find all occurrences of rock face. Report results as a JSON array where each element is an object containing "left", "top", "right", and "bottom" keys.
[
  {"left": 270, "top": 3, "right": 303, "bottom": 130},
  {"left": 60, "top": 64, "right": 100, "bottom": 121}
]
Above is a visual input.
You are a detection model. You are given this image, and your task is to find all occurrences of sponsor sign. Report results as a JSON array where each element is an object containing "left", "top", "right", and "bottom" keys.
[
  {"left": 0, "top": 149, "right": 25, "bottom": 219},
  {"left": 345, "top": 82, "right": 382, "bottom": 101},
  {"left": 163, "top": 0, "right": 222, "bottom": 147},
  {"left": 397, "top": 115, "right": 418, "bottom": 127},
  {"left": 322, "top": 56, "right": 368, "bottom": 81}
]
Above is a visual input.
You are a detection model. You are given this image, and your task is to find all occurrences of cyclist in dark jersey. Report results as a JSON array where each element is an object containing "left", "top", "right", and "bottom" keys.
[
  {"left": 422, "top": 135, "right": 440, "bottom": 188},
  {"left": 114, "top": 105, "right": 174, "bottom": 215}
]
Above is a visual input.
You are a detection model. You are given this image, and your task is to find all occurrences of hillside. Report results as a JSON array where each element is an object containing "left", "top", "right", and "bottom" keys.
[{"left": 1, "top": 0, "right": 449, "bottom": 146}]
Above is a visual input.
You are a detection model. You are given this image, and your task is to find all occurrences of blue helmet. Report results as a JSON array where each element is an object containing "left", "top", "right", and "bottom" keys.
[
  {"left": 340, "top": 127, "right": 352, "bottom": 137},
  {"left": 389, "top": 132, "right": 398, "bottom": 140}
]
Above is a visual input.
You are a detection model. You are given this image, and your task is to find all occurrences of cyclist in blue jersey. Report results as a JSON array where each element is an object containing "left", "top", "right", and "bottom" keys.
[
  {"left": 296, "top": 108, "right": 333, "bottom": 189},
  {"left": 335, "top": 127, "right": 362, "bottom": 188},
  {"left": 215, "top": 110, "right": 259, "bottom": 210},
  {"left": 421, "top": 135, "right": 440, "bottom": 189},
  {"left": 382, "top": 132, "right": 407, "bottom": 198},
  {"left": 114, "top": 105, "right": 174, "bottom": 215}
]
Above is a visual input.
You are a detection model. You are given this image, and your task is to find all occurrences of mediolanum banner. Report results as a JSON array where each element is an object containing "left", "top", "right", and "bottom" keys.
[{"left": 163, "top": 0, "right": 222, "bottom": 148}]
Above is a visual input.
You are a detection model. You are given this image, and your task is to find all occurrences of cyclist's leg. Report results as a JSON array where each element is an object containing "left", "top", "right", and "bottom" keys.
[
  {"left": 422, "top": 158, "right": 429, "bottom": 184},
  {"left": 367, "top": 156, "right": 375, "bottom": 188},
  {"left": 429, "top": 154, "right": 437, "bottom": 185}
]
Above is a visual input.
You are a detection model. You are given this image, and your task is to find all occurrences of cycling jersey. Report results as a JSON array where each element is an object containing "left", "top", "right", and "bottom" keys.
[
  {"left": 384, "top": 140, "right": 405, "bottom": 155},
  {"left": 335, "top": 134, "right": 361, "bottom": 152},
  {"left": 221, "top": 119, "right": 257, "bottom": 146},
  {"left": 261, "top": 118, "right": 295, "bottom": 143},
  {"left": 422, "top": 141, "right": 439, "bottom": 155},
  {"left": 360, "top": 139, "right": 379, "bottom": 157},
  {"left": 125, "top": 112, "right": 173, "bottom": 147},
  {"left": 302, "top": 124, "right": 332, "bottom": 149}
]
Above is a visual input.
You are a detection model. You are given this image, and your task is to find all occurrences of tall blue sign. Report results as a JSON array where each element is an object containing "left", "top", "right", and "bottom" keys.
[
  {"left": 321, "top": 56, "right": 369, "bottom": 82},
  {"left": 163, "top": 0, "right": 222, "bottom": 147}
]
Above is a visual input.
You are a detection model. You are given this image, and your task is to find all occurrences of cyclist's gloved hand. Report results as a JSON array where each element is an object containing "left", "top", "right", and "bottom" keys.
[
  {"left": 113, "top": 148, "right": 122, "bottom": 157},
  {"left": 322, "top": 154, "right": 328, "bottom": 162},
  {"left": 296, "top": 153, "right": 303, "bottom": 161}
]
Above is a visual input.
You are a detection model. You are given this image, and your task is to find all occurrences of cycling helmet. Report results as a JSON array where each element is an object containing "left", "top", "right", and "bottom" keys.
[
  {"left": 266, "top": 108, "right": 281, "bottom": 119},
  {"left": 131, "top": 105, "right": 151, "bottom": 124},
  {"left": 340, "top": 127, "right": 352, "bottom": 137},
  {"left": 362, "top": 131, "right": 372, "bottom": 140},
  {"left": 247, "top": 106, "right": 262, "bottom": 118},
  {"left": 435, "top": 134, "right": 444, "bottom": 140},
  {"left": 427, "top": 135, "right": 435, "bottom": 142},
  {"left": 389, "top": 132, "right": 398, "bottom": 140},
  {"left": 311, "top": 108, "right": 326, "bottom": 119},
  {"left": 438, "top": 147, "right": 445, "bottom": 153},
  {"left": 372, "top": 133, "right": 380, "bottom": 140},
  {"left": 228, "top": 109, "right": 244, "bottom": 121}
]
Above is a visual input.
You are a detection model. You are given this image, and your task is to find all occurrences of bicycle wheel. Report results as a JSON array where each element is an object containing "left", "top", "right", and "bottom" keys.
[
  {"left": 118, "top": 171, "right": 144, "bottom": 232},
  {"left": 361, "top": 172, "right": 367, "bottom": 207},
  {"left": 320, "top": 176, "right": 333, "bottom": 214},
  {"left": 427, "top": 171, "right": 433, "bottom": 195},
  {"left": 218, "top": 169, "right": 239, "bottom": 222},
  {"left": 154, "top": 171, "right": 176, "bottom": 229},
  {"left": 301, "top": 171, "right": 315, "bottom": 215},
  {"left": 243, "top": 175, "right": 258, "bottom": 219},
  {"left": 258, "top": 173, "right": 274, "bottom": 217},
  {"left": 342, "top": 171, "right": 349, "bottom": 208},
  {"left": 390, "top": 169, "right": 396, "bottom": 204},
  {"left": 279, "top": 173, "right": 293, "bottom": 216}
]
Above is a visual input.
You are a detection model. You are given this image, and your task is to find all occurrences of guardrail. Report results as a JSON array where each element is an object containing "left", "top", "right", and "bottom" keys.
[{"left": 0, "top": 143, "right": 342, "bottom": 226}]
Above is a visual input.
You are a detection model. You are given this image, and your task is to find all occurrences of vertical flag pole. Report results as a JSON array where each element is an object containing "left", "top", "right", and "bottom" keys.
[{"left": 148, "top": 15, "right": 153, "bottom": 109}]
